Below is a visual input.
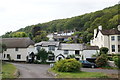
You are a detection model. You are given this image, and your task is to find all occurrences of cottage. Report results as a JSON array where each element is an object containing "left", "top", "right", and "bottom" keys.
[
  {"left": 2, "top": 37, "right": 36, "bottom": 61},
  {"left": 91, "top": 25, "right": 120, "bottom": 54},
  {"left": 35, "top": 41, "right": 99, "bottom": 62}
]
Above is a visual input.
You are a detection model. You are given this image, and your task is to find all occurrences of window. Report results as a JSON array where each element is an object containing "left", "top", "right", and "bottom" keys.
[
  {"left": 48, "top": 56, "right": 55, "bottom": 61},
  {"left": 118, "top": 45, "right": 120, "bottom": 52},
  {"left": 118, "top": 36, "right": 120, "bottom": 41},
  {"left": 111, "top": 36, "right": 115, "bottom": 41},
  {"left": 64, "top": 50, "right": 68, "bottom": 55},
  {"left": 4, "top": 54, "right": 6, "bottom": 58},
  {"left": 15, "top": 48, "right": 18, "bottom": 51},
  {"left": 75, "top": 50, "right": 79, "bottom": 55},
  {"left": 7, "top": 54, "right": 10, "bottom": 58},
  {"left": 112, "top": 45, "right": 115, "bottom": 52},
  {"left": 17, "top": 55, "right": 21, "bottom": 59},
  {"left": 49, "top": 46, "right": 55, "bottom": 51}
]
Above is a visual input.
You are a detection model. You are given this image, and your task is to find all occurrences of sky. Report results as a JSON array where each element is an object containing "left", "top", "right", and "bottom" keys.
[{"left": 0, "top": 0, "right": 119, "bottom": 35}]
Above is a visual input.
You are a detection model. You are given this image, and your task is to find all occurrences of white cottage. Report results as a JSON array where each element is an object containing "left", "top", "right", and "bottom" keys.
[
  {"left": 91, "top": 25, "right": 120, "bottom": 54},
  {"left": 35, "top": 41, "right": 99, "bottom": 62},
  {"left": 2, "top": 37, "right": 36, "bottom": 61}
]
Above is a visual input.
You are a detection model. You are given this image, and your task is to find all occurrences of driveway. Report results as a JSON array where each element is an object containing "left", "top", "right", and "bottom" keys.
[
  {"left": 12, "top": 63, "right": 119, "bottom": 78},
  {"left": 12, "top": 63, "right": 53, "bottom": 78}
]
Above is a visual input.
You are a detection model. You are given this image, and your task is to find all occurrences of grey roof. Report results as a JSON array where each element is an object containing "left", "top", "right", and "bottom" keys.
[
  {"left": 84, "top": 46, "right": 99, "bottom": 50},
  {"left": 2, "top": 37, "right": 35, "bottom": 48},
  {"left": 100, "top": 29, "right": 120, "bottom": 35},
  {"left": 35, "top": 41, "right": 60, "bottom": 47},
  {"left": 58, "top": 43, "right": 83, "bottom": 50}
]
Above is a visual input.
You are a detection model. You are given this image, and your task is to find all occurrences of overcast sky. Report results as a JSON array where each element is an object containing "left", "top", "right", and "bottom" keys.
[{"left": 0, "top": 0, "right": 119, "bottom": 35}]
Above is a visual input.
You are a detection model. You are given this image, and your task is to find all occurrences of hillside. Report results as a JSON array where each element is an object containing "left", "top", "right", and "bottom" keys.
[
  {"left": 17, "top": 4, "right": 119, "bottom": 33},
  {"left": 2, "top": 4, "right": 120, "bottom": 43}
]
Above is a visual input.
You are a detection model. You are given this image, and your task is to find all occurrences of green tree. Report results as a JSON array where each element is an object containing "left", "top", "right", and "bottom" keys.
[
  {"left": 36, "top": 49, "right": 48, "bottom": 63},
  {"left": 11, "top": 32, "right": 28, "bottom": 37},
  {"left": 100, "top": 47, "right": 109, "bottom": 55}
]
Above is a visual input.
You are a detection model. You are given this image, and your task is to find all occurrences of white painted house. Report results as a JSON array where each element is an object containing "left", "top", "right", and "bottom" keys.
[
  {"left": 35, "top": 41, "right": 99, "bottom": 62},
  {"left": 2, "top": 38, "right": 36, "bottom": 61},
  {"left": 91, "top": 25, "right": 120, "bottom": 54}
]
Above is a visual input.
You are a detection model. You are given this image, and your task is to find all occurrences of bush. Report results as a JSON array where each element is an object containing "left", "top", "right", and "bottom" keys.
[
  {"left": 52, "top": 59, "right": 81, "bottom": 72},
  {"left": 113, "top": 56, "right": 120, "bottom": 68},
  {"left": 95, "top": 54, "right": 108, "bottom": 67},
  {"left": 100, "top": 47, "right": 109, "bottom": 55}
]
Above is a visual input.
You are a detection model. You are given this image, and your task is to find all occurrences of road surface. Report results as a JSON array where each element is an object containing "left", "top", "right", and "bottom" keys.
[{"left": 12, "top": 63, "right": 53, "bottom": 78}]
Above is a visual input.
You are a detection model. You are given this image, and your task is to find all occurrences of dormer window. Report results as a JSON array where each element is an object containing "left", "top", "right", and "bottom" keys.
[{"left": 111, "top": 36, "right": 115, "bottom": 41}]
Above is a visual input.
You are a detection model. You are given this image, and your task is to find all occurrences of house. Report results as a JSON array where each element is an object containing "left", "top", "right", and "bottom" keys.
[
  {"left": 35, "top": 41, "right": 99, "bottom": 62},
  {"left": 91, "top": 25, "right": 120, "bottom": 54},
  {"left": 2, "top": 37, "right": 37, "bottom": 61},
  {"left": 47, "top": 30, "right": 76, "bottom": 42}
]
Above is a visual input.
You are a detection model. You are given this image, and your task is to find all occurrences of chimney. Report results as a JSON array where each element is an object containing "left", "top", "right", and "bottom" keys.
[
  {"left": 98, "top": 25, "right": 102, "bottom": 30},
  {"left": 94, "top": 29, "right": 97, "bottom": 38},
  {"left": 118, "top": 25, "right": 120, "bottom": 31}
]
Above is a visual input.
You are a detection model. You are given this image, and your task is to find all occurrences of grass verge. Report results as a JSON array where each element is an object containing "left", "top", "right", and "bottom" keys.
[
  {"left": 49, "top": 69, "right": 109, "bottom": 78},
  {"left": 2, "top": 62, "right": 17, "bottom": 78}
]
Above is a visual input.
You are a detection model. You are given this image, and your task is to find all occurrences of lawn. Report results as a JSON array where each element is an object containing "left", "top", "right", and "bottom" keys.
[
  {"left": 2, "top": 62, "right": 17, "bottom": 78},
  {"left": 49, "top": 69, "right": 109, "bottom": 78}
]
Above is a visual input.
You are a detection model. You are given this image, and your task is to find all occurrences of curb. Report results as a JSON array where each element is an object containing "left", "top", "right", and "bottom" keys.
[
  {"left": 47, "top": 70, "right": 58, "bottom": 77},
  {"left": 14, "top": 69, "right": 20, "bottom": 78}
]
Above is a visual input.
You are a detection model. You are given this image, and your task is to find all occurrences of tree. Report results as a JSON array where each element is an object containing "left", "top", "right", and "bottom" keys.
[
  {"left": 36, "top": 49, "right": 48, "bottom": 63},
  {"left": 100, "top": 47, "right": 109, "bottom": 55},
  {"left": 11, "top": 32, "right": 28, "bottom": 37},
  {"left": 95, "top": 54, "right": 108, "bottom": 67}
]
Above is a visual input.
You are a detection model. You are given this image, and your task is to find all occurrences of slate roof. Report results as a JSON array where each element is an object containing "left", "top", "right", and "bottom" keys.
[
  {"left": 35, "top": 41, "right": 60, "bottom": 47},
  {"left": 100, "top": 28, "right": 120, "bottom": 35},
  {"left": 2, "top": 37, "right": 35, "bottom": 48},
  {"left": 84, "top": 46, "right": 99, "bottom": 50},
  {"left": 58, "top": 43, "right": 83, "bottom": 50}
]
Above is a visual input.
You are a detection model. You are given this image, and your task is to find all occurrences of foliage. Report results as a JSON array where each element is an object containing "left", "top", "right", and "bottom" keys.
[
  {"left": 113, "top": 56, "right": 120, "bottom": 68},
  {"left": 2, "top": 62, "right": 17, "bottom": 78},
  {"left": 95, "top": 54, "right": 108, "bottom": 67},
  {"left": 100, "top": 47, "right": 109, "bottom": 54},
  {"left": 33, "top": 31, "right": 49, "bottom": 43},
  {"left": 50, "top": 69, "right": 108, "bottom": 78},
  {"left": 53, "top": 59, "right": 81, "bottom": 72},
  {"left": 10, "top": 32, "right": 28, "bottom": 37},
  {"left": 36, "top": 48, "right": 48, "bottom": 63},
  {"left": 0, "top": 44, "right": 7, "bottom": 53},
  {"left": 66, "top": 54, "right": 76, "bottom": 59}
]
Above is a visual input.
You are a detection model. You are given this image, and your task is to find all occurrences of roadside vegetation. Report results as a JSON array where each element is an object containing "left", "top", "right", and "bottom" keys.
[
  {"left": 50, "top": 58, "right": 108, "bottom": 78},
  {"left": 2, "top": 62, "right": 17, "bottom": 78}
]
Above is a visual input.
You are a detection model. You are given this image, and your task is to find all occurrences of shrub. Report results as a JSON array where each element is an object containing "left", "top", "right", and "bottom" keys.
[
  {"left": 100, "top": 47, "right": 109, "bottom": 55},
  {"left": 95, "top": 54, "right": 108, "bottom": 67},
  {"left": 52, "top": 59, "right": 81, "bottom": 72},
  {"left": 113, "top": 56, "right": 120, "bottom": 68}
]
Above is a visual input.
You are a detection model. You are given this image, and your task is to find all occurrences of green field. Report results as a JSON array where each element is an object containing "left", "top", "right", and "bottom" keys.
[
  {"left": 2, "top": 62, "right": 17, "bottom": 78},
  {"left": 49, "top": 69, "right": 108, "bottom": 78}
]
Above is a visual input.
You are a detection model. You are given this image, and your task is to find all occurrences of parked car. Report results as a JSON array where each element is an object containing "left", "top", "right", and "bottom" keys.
[{"left": 80, "top": 60, "right": 97, "bottom": 68}]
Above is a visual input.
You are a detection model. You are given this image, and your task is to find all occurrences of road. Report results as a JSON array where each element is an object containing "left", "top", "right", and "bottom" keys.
[
  {"left": 12, "top": 63, "right": 119, "bottom": 78},
  {"left": 12, "top": 63, "right": 53, "bottom": 78}
]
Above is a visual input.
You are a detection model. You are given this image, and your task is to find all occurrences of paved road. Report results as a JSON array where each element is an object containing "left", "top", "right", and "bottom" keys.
[
  {"left": 12, "top": 63, "right": 119, "bottom": 78},
  {"left": 12, "top": 63, "right": 53, "bottom": 78}
]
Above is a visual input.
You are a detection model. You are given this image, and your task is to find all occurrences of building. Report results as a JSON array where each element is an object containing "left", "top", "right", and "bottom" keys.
[
  {"left": 2, "top": 37, "right": 37, "bottom": 61},
  {"left": 35, "top": 41, "right": 99, "bottom": 62},
  {"left": 47, "top": 30, "right": 76, "bottom": 42},
  {"left": 91, "top": 25, "right": 120, "bottom": 54}
]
